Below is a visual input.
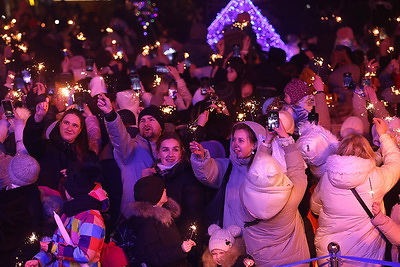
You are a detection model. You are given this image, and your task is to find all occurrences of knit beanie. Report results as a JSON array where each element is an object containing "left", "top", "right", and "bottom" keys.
[
  {"left": 208, "top": 224, "right": 241, "bottom": 252},
  {"left": 284, "top": 78, "right": 312, "bottom": 105},
  {"left": 134, "top": 175, "right": 165, "bottom": 205},
  {"left": 138, "top": 105, "right": 165, "bottom": 130},
  {"left": 8, "top": 154, "right": 40, "bottom": 186},
  {"left": 89, "top": 76, "right": 107, "bottom": 97},
  {"left": 340, "top": 116, "right": 364, "bottom": 138}
]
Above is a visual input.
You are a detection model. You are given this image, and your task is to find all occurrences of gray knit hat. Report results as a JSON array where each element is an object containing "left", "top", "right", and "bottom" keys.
[{"left": 8, "top": 154, "right": 40, "bottom": 186}]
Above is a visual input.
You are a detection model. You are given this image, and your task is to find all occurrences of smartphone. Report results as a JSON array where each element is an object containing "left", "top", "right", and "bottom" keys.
[
  {"left": 2, "top": 99, "right": 14, "bottom": 118},
  {"left": 200, "top": 77, "right": 210, "bottom": 95},
  {"left": 130, "top": 74, "right": 141, "bottom": 91},
  {"left": 73, "top": 92, "right": 85, "bottom": 111},
  {"left": 168, "top": 81, "right": 177, "bottom": 100},
  {"left": 267, "top": 111, "right": 279, "bottom": 131},
  {"left": 62, "top": 49, "right": 68, "bottom": 57},
  {"left": 361, "top": 77, "right": 371, "bottom": 87},
  {"left": 154, "top": 65, "right": 169, "bottom": 73},
  {"left": 349, "top": 83, "right": 366, "bottom": 97},
  {"left": 343, "top": 73, "right": 352, "bottom": 87},
  {"left": 184, "top": 52, "right": 191, "bottom": 68},
  {"left": 15, "top": 77, "right": 25, "bottom": 90},
  {"left": 307, "top": 107, "right": 319, "bottom": 125},
  {"left": 21, "top": 70, "right": 31, "bottom": 84},
  {"left": 232, "top": 44, "right": 241, "bottom": 57},
  {"left": 85, "top": 58, "right": 94, "bottom": 72}
]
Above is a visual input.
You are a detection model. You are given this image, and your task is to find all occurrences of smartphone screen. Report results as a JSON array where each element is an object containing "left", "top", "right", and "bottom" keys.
[
  {"left": 21, "top": 70, "right": 31, "bottom": 84},
  {"left": 86, "top": 58, "right": 94, "bottom": 72},
  {"left": 130, "top": 74, "right": 141, "bottom": 91},
  {"left": 73, "top": 92, "right": 85, "bottom": 111},
  {"left": 343, "top": 73, "right": 352, "bottom": 87},
  {"left": 2, "top": 99, "right": 14, "bottom": 118},
  {"left": 169, "top": 81, "right": 177, "bottom": 99},
  {"left": 15, "top": 77, "right": 25, "bottom": 89},
  {"left": 267, "top": 111, "right": 279, "bottom": 131},
  {"left": 200, "top": 77, "right": 210, "bottom": 95},
  {"left": 232, "top": 44, "right": 241, "bottom": 57},
  {"left": 154, "top": 66, "right": 169, "bottom": 73},
  {"left": 362, "top": 78, "right": 371, "bottom": 87},
  {"left": 308, "top": 108, "right": 319, "bottom": 125}
]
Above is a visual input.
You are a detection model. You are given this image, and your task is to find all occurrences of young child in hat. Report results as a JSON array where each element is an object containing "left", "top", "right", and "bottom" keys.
[
  {"left": 113, "top": 175, "right": 196, "bottom": 266},
  {"left": 202, "top": 224, "right": 254, "bottom": 267},
  {"left": 25, "top": 162, "right": 109, "bottom": 267}
]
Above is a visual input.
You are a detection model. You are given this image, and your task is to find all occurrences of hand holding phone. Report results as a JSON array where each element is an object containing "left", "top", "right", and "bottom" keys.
[
  {"left": 168, "top": 81, "right": 178, "bottom": 100},
  {"left": 267, "top": 111, "right": 279, "bottom": 131},
  {"left": 2, "top": 99, "right": 14, "bottom": 118}
]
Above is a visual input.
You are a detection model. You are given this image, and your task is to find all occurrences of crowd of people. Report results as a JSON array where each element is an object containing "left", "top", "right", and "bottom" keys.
[{"left": 1, "top": 1, "right": 400, "bottom": 266}]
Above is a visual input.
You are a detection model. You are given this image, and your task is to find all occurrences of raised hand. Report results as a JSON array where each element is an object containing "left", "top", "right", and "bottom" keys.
[
  {"left": 189, "top": 141, "right": 205, "bottom": 159},
  {"left": 97, "top": 93, "right": 113, "bottom": 114},
  {"left": 34, "top": 99, "right": 49, "bottom": 123},
  {"left": 373, "top": 118, "right": 388, "bottom": 137}
]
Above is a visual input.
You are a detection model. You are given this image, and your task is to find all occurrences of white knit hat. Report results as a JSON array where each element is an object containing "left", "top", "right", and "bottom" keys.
[
  {"left": 89, "top": 76, "right": 107, "bottom": 97},
  {"left": 208, "top": 224, "right": 241, "bottom": 252},
  {"left": 8, "top": 154, "right": 40, "bottom": 186},
  {"left": 340, "top": 116, "right": 364, "bottom": 138}
]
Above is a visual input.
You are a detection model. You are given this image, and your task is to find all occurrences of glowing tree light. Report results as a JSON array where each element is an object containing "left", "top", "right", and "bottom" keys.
[
  {"left": 207, "top": 0, "right": 289, "bottom": 57},
  {"left": 127, "top": 0, "right": 158, "bottom": 37}
]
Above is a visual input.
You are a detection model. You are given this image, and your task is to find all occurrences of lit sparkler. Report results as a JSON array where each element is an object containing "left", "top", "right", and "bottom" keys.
[
  {"left": 189, "top": 223, "right": 197, "bottom": 239},
  {"left": 76, "top": 32, "right": 86, "bottom": 41},
  {"left": 160, "top": 105, "right": 176, "bottom": 115},
  {"left": 392, "top": 86, "right": 400, "bottom": 96},
  {"left": 313, "top": 57, "right": 324, "bottom": 75}
]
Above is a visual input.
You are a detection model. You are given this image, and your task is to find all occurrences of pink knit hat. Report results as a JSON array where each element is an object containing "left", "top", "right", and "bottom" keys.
[{"left": 284, "top": 78, "right": 312, "bottom": 105}]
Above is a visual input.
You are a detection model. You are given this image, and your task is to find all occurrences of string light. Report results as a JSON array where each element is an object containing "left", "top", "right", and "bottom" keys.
[{"left": 207, "top": 0, "right": 290, "bottom": 57}]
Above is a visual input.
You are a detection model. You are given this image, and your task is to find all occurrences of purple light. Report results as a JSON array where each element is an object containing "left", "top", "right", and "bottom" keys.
[{"left": 207, "top": 0, "right": 290, "bottom": 57}]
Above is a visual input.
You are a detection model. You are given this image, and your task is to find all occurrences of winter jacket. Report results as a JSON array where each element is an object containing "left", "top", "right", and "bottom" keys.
[
  {"left": 119, "top": 198, "right": 189, "bottom": 267},
  {"left": 311, "top": 133, "right": 400, "bottom": 266},
  {"left": 241, "top": 141, "right": 310, "bottom": 267},
  {"left": 104, "top": 113, "right": 156, "bottom": 212},
  {"left": 155, "top": 160, "right": 205, "bottom": 238},
  {"left": 23, "top": 115, "right": 100, "bottom": 190},
  {"left": 191, "top": 121, "right": 266, "bottom": 230},
  {"left": 33, "top": 185, "right": 108, "bottom": 266},
  {"left": 371, "top": 203, "right": 400, "bottom": 262},
  {"left": 0, "top": 183, "right": 43, "bottom": 266}
]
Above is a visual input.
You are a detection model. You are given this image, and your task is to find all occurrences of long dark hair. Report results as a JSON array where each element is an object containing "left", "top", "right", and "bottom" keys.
[{"left": 57, "top": 108, "right": 90, "bottom": 162}]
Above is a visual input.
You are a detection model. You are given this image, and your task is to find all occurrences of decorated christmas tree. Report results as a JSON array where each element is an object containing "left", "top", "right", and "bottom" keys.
[{"left": 207, "top": 0, "right": 289, "bottom": 57}]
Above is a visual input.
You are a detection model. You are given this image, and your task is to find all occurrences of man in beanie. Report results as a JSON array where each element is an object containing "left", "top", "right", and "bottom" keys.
[
  {"left": 97, "top": 94, "right": 164, "bottom": 212},
  {"left": 112, "top": 175, "right": 196, "bottom": 266},
  {"left": 0, "top": 154, "right": 43, "bottom": 266}
]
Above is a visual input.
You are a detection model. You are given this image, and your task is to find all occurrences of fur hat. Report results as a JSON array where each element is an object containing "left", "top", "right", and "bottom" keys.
[
  {"left": 208, "top": 224, "right": 241, "bottom": 252},
  {"left": 138, "top": 105, "right": 165, "bottom": 130},
  {"left": 89, "top": 76, "right": 107, "bottom": 97},
  {"left": 8, "top": 154, "right": 40, "bottom": 186},
  {"left": 297, "top": 122, "right": 339, "bottom": 166},
  {"left": 134, "top": 175, "right": 165, "bottom": 205},
  {"left": 340, "top": 116, "right": 364, "bottom": 138},
  {"left": 284, "top": 78, "right": 312, "bottom": 105}
]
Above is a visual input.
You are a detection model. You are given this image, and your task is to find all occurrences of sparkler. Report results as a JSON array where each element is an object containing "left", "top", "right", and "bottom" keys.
[
  {"left": 392, "top": 86, "right": 400, "bottom": 96},
  {"left": 313, "top": 57, "right": 324, "bottom": 75},
  {"left": 160, "top": 105, "right": 176, "bottom": 115},
  {"left": 76, "top": 32, "right": 86, "bottom": 41},
  {"left": 189, "top": 223, "right": 197, "bottom": 239},
  {"left": 237, "top": 112, "right": 246, "bottom": 122}
]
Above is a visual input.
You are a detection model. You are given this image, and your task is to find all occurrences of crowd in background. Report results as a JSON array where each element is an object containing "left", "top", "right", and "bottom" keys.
[{"left": 1, "top": 1, "right": 400, "bottom": 266}]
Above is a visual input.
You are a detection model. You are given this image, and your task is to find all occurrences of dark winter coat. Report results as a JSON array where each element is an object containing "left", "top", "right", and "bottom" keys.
[
  {"left": 23, "top": 116, "right": 90, "bottom": 190},
  {"left": 155, "top": 161, "right": 205, "bottom": 239},
  {"left": 118, "top": 199, "right": 189, "bottom": 267},
  {"left": 0, "top": 183, "right": 42, "bottom": 266}
]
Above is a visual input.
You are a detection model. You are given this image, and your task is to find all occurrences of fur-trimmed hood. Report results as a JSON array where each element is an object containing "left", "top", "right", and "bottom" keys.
[
  {"left": 326, "top": 154, "right": 375, "bottom": 189},
  {"left": 122, "top": 198, "right": 181, "bottom": 226}
]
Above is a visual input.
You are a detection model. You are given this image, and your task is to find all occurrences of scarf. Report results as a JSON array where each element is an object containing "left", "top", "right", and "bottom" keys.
[{"left": 64, "top": 194, "right": 102, "bottom": 217}]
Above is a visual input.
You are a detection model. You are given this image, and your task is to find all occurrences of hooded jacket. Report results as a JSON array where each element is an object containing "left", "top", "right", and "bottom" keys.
[
  {"left": 241, "top": 139, "right": 310, "bottom": 266},
  {"left": 118, "top": 198, "right": 188, "bottom": 267},
  {"left": 104, "top": 113, "right": 157, "bottom": 212},
  {"left": 190, "top": 121, "right": 265, "bottom": 229},
  {"left": 311, "top": 133, "right": 400, "bottom": 266},
  {"left": 33, "top": 184, "right": 108, "bottom": 266}
]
